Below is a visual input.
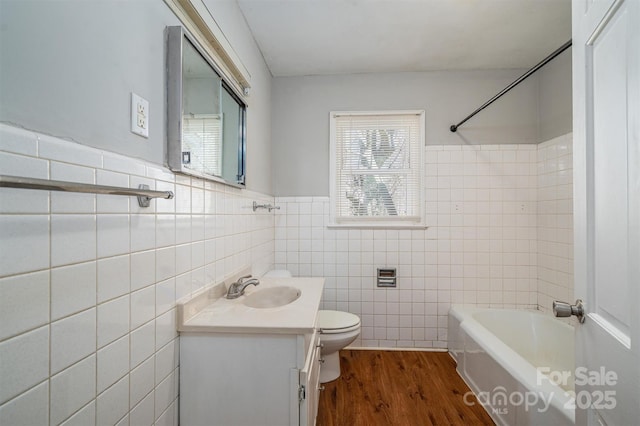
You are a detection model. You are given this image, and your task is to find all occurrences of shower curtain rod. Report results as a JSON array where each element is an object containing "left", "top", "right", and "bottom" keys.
[{"left": 449, "top": 39, "right": 572, "bottom": 133}]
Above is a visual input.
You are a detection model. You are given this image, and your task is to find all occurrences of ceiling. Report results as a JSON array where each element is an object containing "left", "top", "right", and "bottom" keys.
[{"left": 235, "top": 0, "right": 572, "bottom": 77}]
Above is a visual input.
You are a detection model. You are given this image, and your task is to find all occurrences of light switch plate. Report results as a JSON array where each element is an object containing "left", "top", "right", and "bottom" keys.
[{"left": 131, "top": 92, "right": 149, "bottom": 138}]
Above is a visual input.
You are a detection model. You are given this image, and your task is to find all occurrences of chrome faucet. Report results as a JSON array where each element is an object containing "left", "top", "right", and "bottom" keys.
[{"left": 226, "top": 275, "right": 260, "bottom": 299}]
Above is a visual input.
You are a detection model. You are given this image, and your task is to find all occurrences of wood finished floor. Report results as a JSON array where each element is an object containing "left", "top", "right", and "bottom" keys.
[{"left": 317, "top": 350, "right": 494, "bottom": 426}]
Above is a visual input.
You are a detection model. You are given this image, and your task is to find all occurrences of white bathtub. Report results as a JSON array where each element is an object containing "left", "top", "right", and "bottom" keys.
[{"left": 448, "top": 305, "right": 575, "bottom": 426}]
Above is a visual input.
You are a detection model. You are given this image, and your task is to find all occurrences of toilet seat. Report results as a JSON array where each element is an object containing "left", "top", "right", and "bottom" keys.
[{"left": 318, "top": 310, "right": 361, "bottom": 334}]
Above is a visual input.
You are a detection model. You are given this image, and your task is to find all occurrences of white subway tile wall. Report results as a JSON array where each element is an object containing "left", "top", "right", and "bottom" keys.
[
  {"left": 274, "top": 140, "right": 573, "bottom": 349},
  {"left": 537, "top": 133, "right": 574, "bottom": 313},
  {"left": 0, "top": 124, "right": 274, "bottom": 425},
  {"left": 0, "top": 122, "right": 574, "bottom": 423}
]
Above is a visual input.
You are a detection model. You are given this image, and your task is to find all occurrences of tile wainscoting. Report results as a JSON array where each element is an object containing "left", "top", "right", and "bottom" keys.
[
  {"left": 536, "top": 133, "right": 574, "bottom": 313},
  {"left": 0, "top": 122, "right": 573, "bottom": 423},
  {"left": 0, "top": 124, "right": 274, "bottom": 425},
  {"left": 274, "top": 135, "right": 574, "bottom": 348}
]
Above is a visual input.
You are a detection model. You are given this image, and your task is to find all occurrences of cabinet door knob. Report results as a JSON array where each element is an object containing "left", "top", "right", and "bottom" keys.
[
  {"left": 319, "top": 357, "right": 325, "bottom": 364},
  {"left": 318, "top": 385, "right": 325, "bottom": 391},
  {"left": 316, "top": 343, "right": 324, "bottom": 348}
]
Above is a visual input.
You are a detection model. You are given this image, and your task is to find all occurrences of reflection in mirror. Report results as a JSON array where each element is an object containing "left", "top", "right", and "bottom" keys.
[
  {"left": 182, "top": 113, "right": 221, "bottom": 176},
  {"left": 182, "top": 38, "right": 222, "bottom": 177},
  {"left": 220, "top": 85, "right": 245, "bottom": 183},
  {"left": 167, "top": 26, "right": 246, "bottom": 187}
]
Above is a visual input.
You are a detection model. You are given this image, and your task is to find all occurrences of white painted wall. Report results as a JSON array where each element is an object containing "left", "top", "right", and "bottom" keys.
[
  {"left": 269, "top": 59, "right": 574, "bottom": 345},
  {"left": 271, "top": 70, "right": 541, "bottom": 196},
  {"left": 538, "top": 49, "right": 573, "bottom": 141},
  {"left": 0, "top": 0, "right": 273, "bottom": 194},
  {"left": 0, "top": 1, "right": 275, "bottom": 424},
  {"left": 0, "top": 1, "right": 574, "bottom": 418},
  {"left": 0, "top": 1, "right": 178, "bottom": 165}
]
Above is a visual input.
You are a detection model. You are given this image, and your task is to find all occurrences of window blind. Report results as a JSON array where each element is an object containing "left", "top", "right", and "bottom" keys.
[
  {"left": 332, "top": 112, "right": 423, "bottom": 223},
  {"left": 182, "top": 114, "right": 222, "bottom": 177}
]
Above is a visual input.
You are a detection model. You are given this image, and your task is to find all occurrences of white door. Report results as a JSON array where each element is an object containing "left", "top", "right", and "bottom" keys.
[{"left": 572, "top": 0, "right": 640, "bottom": 424}]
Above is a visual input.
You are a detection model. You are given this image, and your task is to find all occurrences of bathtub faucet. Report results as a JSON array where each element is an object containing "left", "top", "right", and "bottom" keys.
[
  {"left": 226, "top": 275, "right": 260, "bottom": 299},
  {"left": 552, "top": 299, "right": 585, "bottom": 323}
]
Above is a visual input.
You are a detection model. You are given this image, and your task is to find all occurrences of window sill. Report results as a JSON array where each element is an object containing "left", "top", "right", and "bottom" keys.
[{"left": 327, "top": 223, "right": 428, "bottom": 230}]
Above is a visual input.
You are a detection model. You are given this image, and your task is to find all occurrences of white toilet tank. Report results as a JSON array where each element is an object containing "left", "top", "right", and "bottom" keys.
[{"left": 263, "top": 269, "right": 292, "bottom": 278}]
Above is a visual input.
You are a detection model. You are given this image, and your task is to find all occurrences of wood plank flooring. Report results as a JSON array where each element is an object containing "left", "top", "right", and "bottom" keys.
[{"left": 317, "top": 350, "right": 494, "bottom": 426}]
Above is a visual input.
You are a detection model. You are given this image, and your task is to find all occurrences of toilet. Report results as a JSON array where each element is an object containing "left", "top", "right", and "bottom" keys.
[
  {"left": 317, "top": 309, "right": 361, "bottom": 383},
  {"left": 262, "top": 270, "right": 361, "bottom": 383}
]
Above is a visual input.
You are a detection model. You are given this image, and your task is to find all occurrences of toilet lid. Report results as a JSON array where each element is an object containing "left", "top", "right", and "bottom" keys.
[{"left": 318, "top": 310, "right": 360, "bottom": 332}]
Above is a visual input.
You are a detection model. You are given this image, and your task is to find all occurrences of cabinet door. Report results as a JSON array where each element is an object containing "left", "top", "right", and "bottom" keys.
[{"left": 299, "top": 332, "right": 321, "bottom": 426}]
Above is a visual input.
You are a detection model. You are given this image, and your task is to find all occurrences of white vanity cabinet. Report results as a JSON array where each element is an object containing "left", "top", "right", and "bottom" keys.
[
  {"left": 299, "top": 330, "right": 322, "bottom": 426},
  {"left": 180, "top": 329, "right": 322, "bottom": 426},
  {"left": 177, "top": 276, "right": 325, "bottom": 426}
]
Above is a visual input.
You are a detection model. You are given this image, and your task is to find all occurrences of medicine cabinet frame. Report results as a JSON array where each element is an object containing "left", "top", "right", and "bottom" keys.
[{"left": 166, "top": 25, "right": 247, "bottom": 187}]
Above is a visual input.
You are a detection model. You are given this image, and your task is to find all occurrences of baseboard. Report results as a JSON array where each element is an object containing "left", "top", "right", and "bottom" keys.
[{"left": 345, "top": 346, "right": 448, "bottom": 352}]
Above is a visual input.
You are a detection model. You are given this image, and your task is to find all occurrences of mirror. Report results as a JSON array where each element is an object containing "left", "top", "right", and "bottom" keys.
[{"left": 167, "top": 26, "right": 246, "bottom": 186}]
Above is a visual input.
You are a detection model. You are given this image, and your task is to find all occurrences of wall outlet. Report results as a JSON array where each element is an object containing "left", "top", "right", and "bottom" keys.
[{"left": 131, "top": 92, "right": 149, "bottom": 138}]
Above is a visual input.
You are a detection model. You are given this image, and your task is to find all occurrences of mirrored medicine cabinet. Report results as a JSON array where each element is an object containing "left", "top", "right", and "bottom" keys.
[{"left": 167, "top": 26, "right": 247, "bottom": 187}]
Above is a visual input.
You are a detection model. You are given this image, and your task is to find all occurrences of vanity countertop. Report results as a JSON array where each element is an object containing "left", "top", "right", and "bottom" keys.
[{"left": 177, "top": 277, "right": 325, "bottom": 334}]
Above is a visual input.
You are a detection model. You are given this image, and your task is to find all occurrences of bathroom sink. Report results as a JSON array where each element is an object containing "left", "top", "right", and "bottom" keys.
[{"left": 243, "top": 286, "right": 301, "bottom": 309}]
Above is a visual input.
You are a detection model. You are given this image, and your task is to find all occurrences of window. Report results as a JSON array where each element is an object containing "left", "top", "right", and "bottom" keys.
[{"left": 330, "top": 110, "right": 426, "bottom": 228}]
